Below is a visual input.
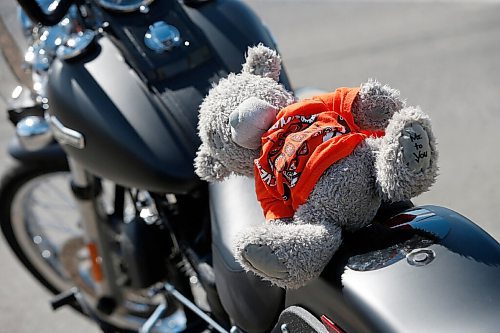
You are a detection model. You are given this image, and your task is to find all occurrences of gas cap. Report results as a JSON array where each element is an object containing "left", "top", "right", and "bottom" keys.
[
  {"left": 144, "top": 21, "right": 181, "bottom": 53},
  {"left": 407, "top": 248, "right": 435, "bottom": 266}
]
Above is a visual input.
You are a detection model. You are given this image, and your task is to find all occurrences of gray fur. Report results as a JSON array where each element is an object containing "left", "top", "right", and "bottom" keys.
[
  {"left": 235, "top": 144, "right": 383, "bottom": 289},
  {"left": 234, "top": 221, "right": 342, "bottom": 289},
  {"left": 194, "top": 143, "right": 230, "bottom": 182},
  {"left": 195, "top": 45, "right": 438, "bottom": 289},
  {"left": 304, "top": 143, "right": 382, "bottom": 231},
  {"left": 195, "top": 68, "right": 295, "bottom": 181},
  {"left": 352, "top": 79, "right": 406, "bottom": 131},
  {"left": 374, "top": 106, "right": 439, "bottom": 201},
  {"left": 242, "top": 43, "right": 282, "bottom": 81}
]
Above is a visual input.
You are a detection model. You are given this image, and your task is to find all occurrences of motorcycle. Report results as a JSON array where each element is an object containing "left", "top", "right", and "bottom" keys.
[{"left": 1, "top": 0, "right": 500, "bottom": 332}]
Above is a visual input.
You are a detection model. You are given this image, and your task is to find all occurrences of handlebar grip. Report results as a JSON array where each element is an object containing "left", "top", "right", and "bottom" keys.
[{"left": 17, "top": 0, "right": 74, "bottom": 26}]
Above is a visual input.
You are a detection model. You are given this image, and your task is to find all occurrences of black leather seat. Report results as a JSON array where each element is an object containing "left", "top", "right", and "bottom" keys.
[{"left": 209, "top": 176, "right": 284, "bottom": 333}]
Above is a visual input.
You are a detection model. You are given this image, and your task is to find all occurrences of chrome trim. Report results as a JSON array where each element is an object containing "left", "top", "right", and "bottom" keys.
[
  {"left": 16, "top": 116, "right": 53, "bottom": 151},
  {"left": 48, "top": 115, "right": 85, "bottom": 149},
  {"left": 56, "top": 30, "right": 96, "bottom": 60}
]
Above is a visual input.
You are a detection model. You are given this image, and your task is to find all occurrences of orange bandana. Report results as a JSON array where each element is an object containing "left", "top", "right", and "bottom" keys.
[{"left": 254, "top": 88, "right": 384, "bottom": 220}]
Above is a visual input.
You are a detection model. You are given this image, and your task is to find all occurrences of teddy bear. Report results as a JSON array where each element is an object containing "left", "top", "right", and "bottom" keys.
[{"left": 195, "top": 44, "right": 438, "bottom": 289}]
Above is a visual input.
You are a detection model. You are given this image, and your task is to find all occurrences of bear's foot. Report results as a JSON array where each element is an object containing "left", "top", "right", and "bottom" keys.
[
  {"left": 234, "top": 222, "right": 342, "bottom": 289},
  {"left": 375, "top": 106, "right": 438, "bottom": 201},
  {"left": 399, "top": 122, "right": 431, "bottom": 172},
  {"left": 243, "top": 244, "right": 289, "bottom": 279}
]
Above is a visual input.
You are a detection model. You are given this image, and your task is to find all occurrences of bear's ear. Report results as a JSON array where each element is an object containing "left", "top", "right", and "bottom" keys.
[
  {"left": 242, "top": 44, "right": 281, "bottom": 82},
  {"left": 194, "top": 144, "right": 230, "bottom": 182}
]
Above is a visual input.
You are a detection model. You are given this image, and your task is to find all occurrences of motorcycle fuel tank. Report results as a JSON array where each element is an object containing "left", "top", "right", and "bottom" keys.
[
  {"left": 287, "top": 205, "right": 500, "bottom": 333},
  {"left": 48, "top": 36, "right": 203, "bottom": 193},
  {"left": 47, "top": 0, "right": 288, "bottom": 193}
]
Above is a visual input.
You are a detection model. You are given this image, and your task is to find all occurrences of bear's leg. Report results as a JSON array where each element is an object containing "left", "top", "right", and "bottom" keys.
[
  {"left": 351, "top": 79, "right": 405, "bottom": 131},
  {"left": 374, "top": 106, "right": 438, "bottom": 201},
  {"left": 234, "top": 218, "right": 342, "bottom": 289}
]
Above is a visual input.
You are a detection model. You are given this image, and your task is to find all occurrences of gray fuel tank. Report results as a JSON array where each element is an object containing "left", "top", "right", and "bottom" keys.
[
  {"left": 48, "top": 36, "right": 203, "bottom": 193},
  {"left": 287, "top": 205, "right": 500, "bottom": 333}
]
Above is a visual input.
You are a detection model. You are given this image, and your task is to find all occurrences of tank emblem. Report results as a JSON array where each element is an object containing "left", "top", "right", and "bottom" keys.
[{"left": 48, "top": 115, "right": 85, "bottom": 149}]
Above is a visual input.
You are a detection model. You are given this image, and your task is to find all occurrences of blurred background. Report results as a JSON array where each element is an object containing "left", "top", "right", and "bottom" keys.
[{"left": 0, "top": 0, "right": 499, "bottom": 332}]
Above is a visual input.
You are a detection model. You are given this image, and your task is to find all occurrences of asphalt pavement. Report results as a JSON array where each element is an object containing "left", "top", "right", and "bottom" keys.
[{"left": 0, "top": 1, "right": 499, "bottom": 332}]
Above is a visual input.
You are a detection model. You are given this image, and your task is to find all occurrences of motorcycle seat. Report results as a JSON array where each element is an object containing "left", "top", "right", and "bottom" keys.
[{"left": 209, "top": 175, "right": 284, "bottom": 333}]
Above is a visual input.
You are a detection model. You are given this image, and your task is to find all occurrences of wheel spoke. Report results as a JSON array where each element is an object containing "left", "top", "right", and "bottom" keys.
[
  {"left": 23, "top": 198, "right": 80, "bottom": 235},
  {"left": 38, "top": 177, "right": 76, "bottom": 208}
]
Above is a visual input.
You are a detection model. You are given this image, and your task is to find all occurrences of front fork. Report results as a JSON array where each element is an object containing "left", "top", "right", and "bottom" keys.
[{"left": 67, "top": 157, "right": 122, "bottom": 309}]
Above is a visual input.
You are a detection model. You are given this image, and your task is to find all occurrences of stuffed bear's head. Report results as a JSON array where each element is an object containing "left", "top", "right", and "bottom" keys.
[{"left": 195, "top": 45, "right": 296, "bottom": 181}]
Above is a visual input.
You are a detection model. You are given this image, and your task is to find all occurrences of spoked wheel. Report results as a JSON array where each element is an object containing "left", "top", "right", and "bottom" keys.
[{"left": 0, "top": 162, "right": 189, "bottom": 332}]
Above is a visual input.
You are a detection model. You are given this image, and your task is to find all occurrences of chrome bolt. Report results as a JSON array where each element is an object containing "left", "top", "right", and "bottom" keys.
[{"left": 280, "top": 323, "right": 289, "bottom": 333}]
